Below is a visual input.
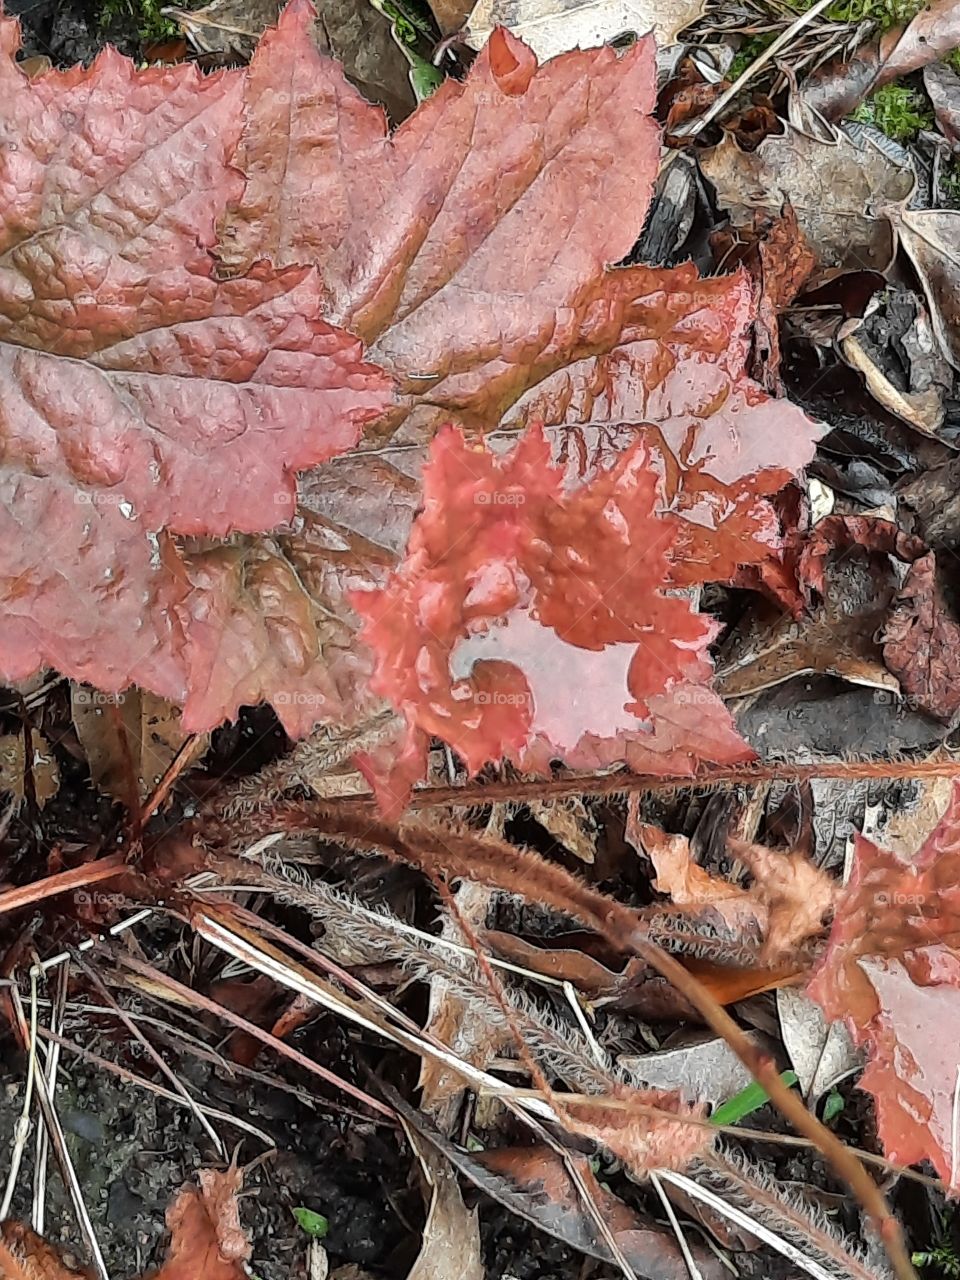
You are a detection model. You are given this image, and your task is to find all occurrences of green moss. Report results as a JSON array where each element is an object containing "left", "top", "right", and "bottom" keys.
[
  {"left": 852, "top": 83, "right": 934, "bottom": 141},
  {"left": 99, "top": 0, "right": 177, "bottom": 45},
  {"left": 790, "top": 0, "right": 925, "bottom": 26},
  {"left": 946, "top": 46, "right": 960, "bottom": 73}
]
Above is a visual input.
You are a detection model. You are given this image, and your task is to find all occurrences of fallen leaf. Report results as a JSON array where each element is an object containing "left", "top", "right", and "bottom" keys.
[
  {"left": 525, "top": 798, "right": 597, "bottom": 863},
  {"left": 418, "top": 881, "right": 504, "bottom": 1130},
  {"left": 464, "top": 0, "right": 704, "bottom": 61},
  {"left": 882, "top": 551, "right": 960, "bottom": 724},
  {"left": 700, "top": 122, "right": 915, "bottom": 276},
  {"left": 405, "top": 1132, "right": 483, "bottom": 1280},
  {"left": 887, "top": 207, "right": 960, "bottom": 370},
  {"left": 150, "top": 1167, "right": 251, "bottom": 1280},
  {"left": 777, "top": 986, "right": 861, "bottom": 1104},
  {"left": 354, "top": 423, "right": 753, "bottom": 784},
  {"left": 0, "top": 732, "right": 59, "bottom": 807},
  {"left": 71, "top": 685, "right": 194, "bottom": 803},
  {"left": 715, "top": 522, "right": 905, "bottom": 698},
  {"left": 925, "top": 61, "right": 960, "bottom": 146},
  {"left": 0, "top": 1222, "right": 92, "bottom": 1279},
  {"left": 618, "top": 1033, "right": 761, "bottom": 1107},
  {"left": 800, "top": 0, "right": 960, "bottom": 122},
  {"left": 628, "top": 808, "right": 837, "bottom": 964},
  {"left": 808, "top": 782, "right": 960, "bottom": 1187}
]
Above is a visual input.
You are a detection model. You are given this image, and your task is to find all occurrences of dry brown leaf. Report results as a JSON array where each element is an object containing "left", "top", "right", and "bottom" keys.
[
  {"left": 882, "top": 551, "right": 960, "bottom": 724},
  {"left": 0, "top": 1223, "right": 92, "bottom": 1279},
  {"left": 148, "top": 1167, "right": 251, "bottom": 1280},
  {"left": 730, "top": 840, "right": 839, "bottom": 964},
  {"left": 465, "top": 0, "right": 704, "bottom": 61},
  {"left": 887, "top": 207, "right": 960, "bottom": 370},
  {"left": 71, "top": 686, "right": 195, "bottom": 803},
  {"left": 701, "top": 123, "right": 915, "bottom": 276},
  {"left": 526, "top": 798, "right": 597, "bottom": 863},
  {"left": 631, "top": 821, "right": 760, "bottom": 936},
  {"left": 0, "top": 733, "right": 60, "bottom": 808},
  {"left": 925, "top": 61, "right": 960, "bottom": 146},
  {"left": 406, "top": 1132, "right": 483, "bottom": 1280},
  {"left": 418, "top": 881, "right": 505, "bottom": 1130}
]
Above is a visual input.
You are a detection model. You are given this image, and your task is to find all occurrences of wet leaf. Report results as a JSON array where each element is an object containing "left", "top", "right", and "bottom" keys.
[
  {"left": 0, "top": 12, "right": 393, "bottom": 707},
  {"left": 882, "top": 551, "right": 960, "bottom": 724},
  {"left": 700, "top": 123, "right": 915, "bottom": 276},
  {"left": 807, "top": 782, "right": 960, "bottom": 1188},
  {"left": 464, "top": 0, "right": 705, "bottom": 61},
  {"left": 354, "top": 423, "right": 753, "bottom": 785}
]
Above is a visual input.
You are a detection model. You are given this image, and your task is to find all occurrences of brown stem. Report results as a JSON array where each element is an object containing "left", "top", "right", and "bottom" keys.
[
  {"left": 0, "top": 854, "right": 126, "bottom": 918},
  {"left": 231, "top": 803, "right": 916, "bottom": 1280},
  {"left": 295, "top": 756, "right": 960, "bottom": 813}
]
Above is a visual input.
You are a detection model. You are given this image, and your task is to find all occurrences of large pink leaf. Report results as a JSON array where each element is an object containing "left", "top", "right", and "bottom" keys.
[
  {"left": 0, "top": 20, "right": 393, "bottom": 699},
  {"left": 353, "top": 423, "right": 753, "bottom": 778},
  {"left": 807, "top": 783, "right": 960, "bottom": 1188},
  {"left": 218, "top": 0, "right": 662, "bottom": 436}
]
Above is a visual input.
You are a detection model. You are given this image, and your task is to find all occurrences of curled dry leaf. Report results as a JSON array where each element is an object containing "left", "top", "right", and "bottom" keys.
[
  {"left": 405, "top": 1132, "right": 483, "bottom": 1280},
  {"left": 629, "top": 807, "right": 837, "bottom": 963},
  {"left": 354, "top": 423, "right": 753, "bottom": 783},
  {"left": 925, "top": 61, "right": 960, "bottom": 146},
  {"left": 0, "top": 1222, "right": 93, "bottom": 1279},
  {"left": 0, "top": 1168, "right": 250, "bottom": 1280},
  {"left": 807, "top": 782, "right": 960, "bottom": 1189},
  {"left": 886, "top": 206, "right": 960, "bottom": 371},
  {"left": 149, "top": 1167, "right": 251, "bottom": 1280}
]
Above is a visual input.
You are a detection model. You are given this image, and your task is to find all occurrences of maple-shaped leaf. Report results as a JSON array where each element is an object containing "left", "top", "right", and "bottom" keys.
[
  {"left": 807, "top": 782, "right": 960, "bottom": 1187},
  {"left": 354, "top": 423, "right": 752, "bottom": 778},
  {"left": 218, "top": 0, "right": 661, "bottom": 436},
  {"left": 0, "top": 17, "right": 393, "bottom": 700},
  {"left": 510, "top": 266, "right": 826, "bottom": 587}
]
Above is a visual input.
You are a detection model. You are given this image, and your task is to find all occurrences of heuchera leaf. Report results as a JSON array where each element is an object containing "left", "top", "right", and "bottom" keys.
[
  {"left": 0, "top": 18, "right": 393, "bottom": 702},
  {"left": 807, "top": 782, "right": 960, "bottom": 1188},
  {"left": 353, "top": 423, "right": 753, "bottom": 779},
  {"left": 0, "top": 0, "right": 825, "bottom": 787}
]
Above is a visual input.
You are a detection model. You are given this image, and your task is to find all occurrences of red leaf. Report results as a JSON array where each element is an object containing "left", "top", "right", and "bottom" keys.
[
  {"left": 220, "top": 1, "right": 660, "bottom": 434},
  {"left": 807, "top": 782, "right": 960, "bottom": 1187},
  {"left": 0, "top": 20, "right": 393, "bottom": 702},
  {"left": 354, "top": 423, "right": 752, "bottom": 779}
]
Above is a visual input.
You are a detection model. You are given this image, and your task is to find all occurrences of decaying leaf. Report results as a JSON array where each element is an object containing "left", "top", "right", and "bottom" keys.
[
  {"left": 882, "top": 551, "right": 960, "bottom": 725},
  {"left": 629, "top": 807, "right": 837, "bottom": 963},
  {"left": 526, "top": 798, "right": 597, "bottom": 863},
  {"left": 405, "top": 1131, "right": 483, "bottom": 1280},
  {"left": 777, "top": 986, "right": 860, "bottom": 1104},
  {"left": 164, "top": 0, "right": 417, "bottom": 122},
  {"left": 464, "top": 0, "right": 705, "bottom": 62},
  {"left": 0, "top": 732, "right": 59, "bottom": 807},
  {"left": 807, "top": 782, "right": 960, "bottom": 1188},
  {"left": 925, "top": 61, "right": 960, "bottom": 146},
  {"left": 151, "top": 1167, "right": 251, "bottom": 1280},
  {"left": 619, "top": 1034, "right": 759, "bottom": 1107},
  {"left": 0, "top": 1222, "right": 92, "bottom": 1279},
  {"left": 701, "top": 123, "right": 915, "bottom": 276},
  {"left": 418, "top": 881, "right": 505, "bottom": 1129},
  {"left": 887, "top": 207, "right": 960, "bottom": 370},
  {"left": 800, "top": 0, "right": 960, "bottom": 122},
  {"left": 354, "top": 423, "right": 753, "bottom": 784},
  {"left": 71, "top": 685, "right": 193, "bottom": 803}
]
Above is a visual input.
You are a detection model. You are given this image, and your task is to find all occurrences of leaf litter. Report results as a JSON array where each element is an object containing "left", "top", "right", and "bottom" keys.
[{"left": 4, "top": 0, "right": 960, "bottom": 1279}]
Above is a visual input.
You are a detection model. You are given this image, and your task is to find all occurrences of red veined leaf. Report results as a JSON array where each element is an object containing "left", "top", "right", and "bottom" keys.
[{"left": 353, "top": 422, "right": 753, "bottom": 781}]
